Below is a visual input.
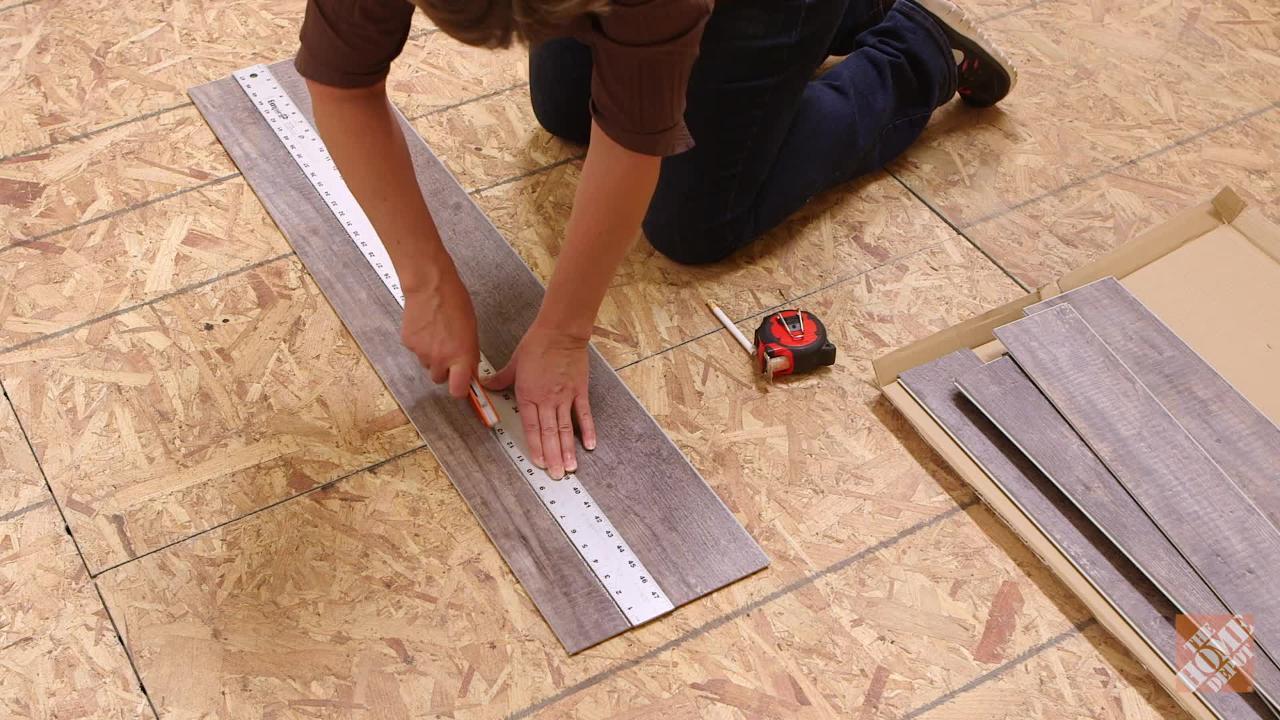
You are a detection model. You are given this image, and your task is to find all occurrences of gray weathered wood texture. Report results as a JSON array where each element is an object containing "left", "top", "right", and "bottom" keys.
[
  {"left": 1028, "top": 277, "right": 1280, "bottom": 531},
  {"left": 957, "top": 355, "right": 1280, "bottom": 710},
  {"left": 997, "top": 305, "right": 1280, "bottom": 683},
  {"left": 901, "top": 351, "right": 1274, "bottom": 719},
  {"left": 190, "top": 61, "right": 767, "bottom": 653}
]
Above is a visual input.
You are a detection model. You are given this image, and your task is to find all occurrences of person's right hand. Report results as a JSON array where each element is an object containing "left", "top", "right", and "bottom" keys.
[{"left": 401, "top": 266, "right": 480, "bottom": 399}]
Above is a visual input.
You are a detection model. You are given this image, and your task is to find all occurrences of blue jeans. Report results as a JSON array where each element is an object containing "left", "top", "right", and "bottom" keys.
[{"left": 529, "top": 0, "right": 956, "bottom": 264}]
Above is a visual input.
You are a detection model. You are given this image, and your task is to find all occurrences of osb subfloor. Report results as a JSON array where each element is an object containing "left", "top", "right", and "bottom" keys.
[{"left": 2, "top": 0, "right": 1277, "bottom": 717}]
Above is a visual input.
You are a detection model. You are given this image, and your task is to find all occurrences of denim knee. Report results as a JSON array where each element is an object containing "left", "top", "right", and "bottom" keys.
[
  {"left": 643, "top": 215, "right": 749, "bottom": 266},
  {"left": 528, "top": 39, "right": 593, "bottom": 145}
]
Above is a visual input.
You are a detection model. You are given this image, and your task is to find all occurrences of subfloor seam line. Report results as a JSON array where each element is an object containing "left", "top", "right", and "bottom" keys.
[
  {"left": 0, "top": 379, "right": 108, "bottom": 621},
  {"left": 961, "top": 100, "right": 1280, "bottom": 230},
  {"left": 613, "top": 237, "right": 952, "bottom": 373},
  {"left": 472, "top": 153, "right": 585, "bottom": 195},
  {"left": 0, "top": 251, "right": 294, "bottom": 356},
  {"left": 1, "top": 72, "right": 523, "bottom": 178},
  {"left": 3, "top": 376, "right": 161, "bottom": 719},
  {"left": 91, "top": 582, "right": 161, "bottom": 719},
  {"left": 0, "top": 497, "right": 52, "bottom": 522},
  {"left": 0, "top": 101, "right": 195, "bottom": 164},
  {"left": 1, "top": 84, "right": 542, "bottom": 255},
  {"left": 901, "top": 617, "right": 1099, "bottom": 718},
  {"left": 888, "top": 170, "right": 1031, "bottom": 293},
  {"left": 0, "top": 148, "right": 577, "bottom": 354},
  {"left": 90, "top": 443, "right": 429, "bottom": 578},
  {"left": 0, "top": 0, "right": 39, "bottom": 14},
  {"left": 982, "top": 0, "right": 1054, "bottom": 22},
  {"left": 405, "top": 81, "right": 530, "bottom": 123},
  {"left": 507, "top": 499, "right": 979, "bottom": 720},
  {"left": 2, "top": 172, "right": 242, "bottom": 254}
]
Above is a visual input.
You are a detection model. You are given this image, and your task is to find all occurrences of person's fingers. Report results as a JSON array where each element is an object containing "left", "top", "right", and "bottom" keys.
[
  {"left": 538, "top": 404, "right": 564, "bottom": 479},
  {"left": 483, "top": 361, "right": 517, "bottom": 391},
  {"left": 573, "top": 393, "right": 597, "bottom": 451},
  {"left": 518, "top": 399, "right": 544, "bottom": 469},
  {"left": 557, "top": 403, "right": 577, "bottom": 474},
  {"left": 446, "top": 361, "right": 471, "bottom": 399},
  {"left": 427, "top": 359, "right": 448, "bottom": 384}
]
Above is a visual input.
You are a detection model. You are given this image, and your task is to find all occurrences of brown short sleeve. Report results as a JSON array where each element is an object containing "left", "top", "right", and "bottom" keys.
[
  {"left": 296, "top": 0, "right": 415, "bottom": 88},
  {"left": 580, "top": 0, "right": 712, "bottom": 156}
]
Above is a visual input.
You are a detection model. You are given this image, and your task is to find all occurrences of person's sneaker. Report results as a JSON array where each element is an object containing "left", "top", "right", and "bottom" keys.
[{"left": 912, "top": 0, "right": 1018, "bottom": 107}]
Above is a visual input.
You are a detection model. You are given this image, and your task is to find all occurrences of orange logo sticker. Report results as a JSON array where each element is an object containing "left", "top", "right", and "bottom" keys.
[{"left": 1176, "top": 614, "right": 1255, "bottom": 694}]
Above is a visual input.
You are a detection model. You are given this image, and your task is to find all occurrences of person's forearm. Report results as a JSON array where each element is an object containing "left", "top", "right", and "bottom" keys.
[
  {"left": 305, "top": 79, "right": 451, "bottom": 293},
  {"left": 537, "top": 122, "right": 661, "bottom": 339}
]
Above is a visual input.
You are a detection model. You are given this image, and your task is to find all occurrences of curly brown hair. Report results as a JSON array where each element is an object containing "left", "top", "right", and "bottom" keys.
[{"left": 411, "top": 0, "right": 610, "bottom": 48}]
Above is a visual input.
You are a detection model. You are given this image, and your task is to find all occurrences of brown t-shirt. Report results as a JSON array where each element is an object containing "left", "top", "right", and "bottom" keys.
[{"left": 295, "top": 0, "right": 712, "bottom": 156}]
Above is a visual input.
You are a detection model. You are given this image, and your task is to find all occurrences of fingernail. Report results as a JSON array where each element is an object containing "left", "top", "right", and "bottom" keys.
[
  {"left": 585, "top": 440, "right": 596, "bottom": 451},
  {"left": 566, "top": 462, "right": 577, "bottom": 473}
]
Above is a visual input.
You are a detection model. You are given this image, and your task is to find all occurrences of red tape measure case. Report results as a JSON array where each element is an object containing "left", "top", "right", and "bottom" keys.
[{"left": 754, "top": 310, "right": 837, "bottom": 376}]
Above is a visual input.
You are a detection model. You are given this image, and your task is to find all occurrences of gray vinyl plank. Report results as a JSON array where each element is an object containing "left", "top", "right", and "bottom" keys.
[
  {"left": 189, "top": 61, "right": 766, "bottom": 653},
  {"left": 1028, "top": 277, "right": 1280, "bottom": 531},
  {"left": 996, "top": 305, "right": 1280, "bottom": 687},
  {"left": 902, "top": 351, "right": 1274, "bottom": 719},
  {"left": 956, "top": 355, "right": 1280, "bottom": 711}
]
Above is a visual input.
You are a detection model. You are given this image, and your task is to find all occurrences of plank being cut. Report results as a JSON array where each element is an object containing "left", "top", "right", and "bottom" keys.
[
  {"left": 1028, "top": 277, "right": 1280, "bottom": 531},
  {"left": 189, "top": 61, "right": 767, "bottom": 653},
  {"left": 996, "top": 305, "right": 1280, "bottom": 682},
  {"left": 901, "top": 351, "right": 1274, "bottom": 720},
  {"left": 956, "top": 356, "right": 1280, "bottom": 711}
]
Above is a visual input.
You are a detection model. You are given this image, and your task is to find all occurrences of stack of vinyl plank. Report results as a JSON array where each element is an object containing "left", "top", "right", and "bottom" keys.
[{"left": 899, "top": 276, "right": 1280, "bottom": 719}]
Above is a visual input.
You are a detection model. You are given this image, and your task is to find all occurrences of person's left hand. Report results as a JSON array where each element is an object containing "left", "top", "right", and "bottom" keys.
[{"left": 483, "top": 324, "right": 597, "bottom": 479}]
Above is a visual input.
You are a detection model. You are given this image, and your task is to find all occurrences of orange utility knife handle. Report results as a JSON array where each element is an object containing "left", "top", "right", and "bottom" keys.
[{"left": 468, "top": 379, "right": 499, "bottom": 428}]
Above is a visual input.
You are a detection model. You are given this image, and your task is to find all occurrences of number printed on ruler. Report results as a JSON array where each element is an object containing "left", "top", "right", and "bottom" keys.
[
  {"left": 234, "top": 64, "right": 674, "bottom": 626},
  {"left": 479, "top": 360, "right": 673, "bottom": 625},
  {"left": 234, "top": 65, "right": 406, "bottom": 307}
]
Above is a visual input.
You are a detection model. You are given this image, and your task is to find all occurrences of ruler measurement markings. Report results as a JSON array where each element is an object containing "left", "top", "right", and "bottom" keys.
[{"left": 233, "top": 64, "right": 673, "bottom": 626}]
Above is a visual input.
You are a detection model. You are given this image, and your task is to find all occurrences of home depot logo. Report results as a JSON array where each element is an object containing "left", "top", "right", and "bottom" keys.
[{"left": 1176, "top": 614, "right": 1256, "bottom": 693}]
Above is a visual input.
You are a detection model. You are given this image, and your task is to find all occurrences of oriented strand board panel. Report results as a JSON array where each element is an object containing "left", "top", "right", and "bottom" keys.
[
  {"left": 189, "top": 61, "right": 767, "bottom": 653},
  {"left": 473, "top": 158, "right": 963, "bottom": 369},
  {"left": 888, "top": 0, "right": 1278, "bottom": 251},
  {"left": 956, "top": 356, "right": 1280, "bottom": 713},
  {"left": 951, "top": 110, "right": 1280, "bottom": 291},
  {"left": 0, "top": 177, "right": 289, "bottom": 352},
  {"left": 0, "top": 399, "right": 150, "bottom": 719},
  {"left": 92, "top": 244, "right": 1155, "bottom": 719},
  {"left": 1, "top": 257, "right": 422, "bottom": 573},
  {"left": 2, "top": 106, "right": 237, "bottom": 245},
  {"left": 1028, "top": 276, "right": 1280, "bottom": 530},
  {"left": 901, "top": 351, "right": 1273, "bottom": 720},
  {"left": 0, "top": 0, "right": 522, "bottom": 157},
  {"left": 996, "top": 305, "right": 1280, "bottom": 685},
  {"left": 1, "top": 396, "right": 46, "bottom": 518}
]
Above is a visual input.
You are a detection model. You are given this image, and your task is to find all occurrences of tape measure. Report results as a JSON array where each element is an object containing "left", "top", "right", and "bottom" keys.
[
  {"left": 754, "top": 310, "right": 837, "bottom": 378},
  {"left": 234, "top": 64, "right": 674, "bottom": 626}
]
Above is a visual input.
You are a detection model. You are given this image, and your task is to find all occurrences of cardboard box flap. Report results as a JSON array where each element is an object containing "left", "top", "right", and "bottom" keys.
[{"left": 873, "top": 186, "right": 1277, "bottom": 396}]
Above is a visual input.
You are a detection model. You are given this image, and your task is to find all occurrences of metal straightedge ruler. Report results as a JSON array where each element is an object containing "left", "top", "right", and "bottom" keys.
[{"left": 233, "top": 64, "right": 673, "bottom": 625}]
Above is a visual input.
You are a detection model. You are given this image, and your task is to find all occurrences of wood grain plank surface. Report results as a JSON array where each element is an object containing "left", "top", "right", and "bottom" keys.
[
  {"left": 189, "top": 62, "right": 766, "bottom": 653},
  {"left": 996, "top": 305, "right": 1280, "bottom": 683},
  {"left": 956, "top": 355, "right": 1280, "bottom": 711},
  {"left": 901, "top": 351, "right": 1274, "bottom": 719},
  {"left": 1028, "top": 277, "right": 1280, "bottom": 532}
]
